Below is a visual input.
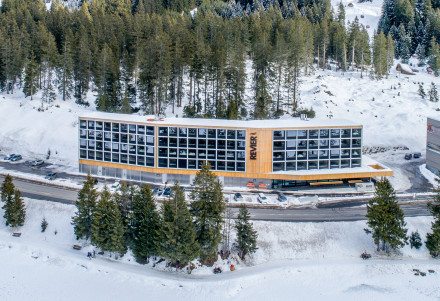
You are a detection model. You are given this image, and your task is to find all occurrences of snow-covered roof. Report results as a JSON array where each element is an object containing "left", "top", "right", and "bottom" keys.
[{"left": 79, "top": 112, "right": 362, "bottom": 129}]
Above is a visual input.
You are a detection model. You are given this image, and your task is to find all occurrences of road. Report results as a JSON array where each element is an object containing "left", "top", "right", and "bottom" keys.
[{"left": 0, "top": 175, "right": 431, "bottom": 222}]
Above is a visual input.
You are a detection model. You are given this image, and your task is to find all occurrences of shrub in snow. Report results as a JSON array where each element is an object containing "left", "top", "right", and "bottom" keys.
[
  {"left": 41, "top": 218, "right": 48, "bottom": 232},
  {"left": 409, "top": 231, "right": 422, "bottom": 249}
]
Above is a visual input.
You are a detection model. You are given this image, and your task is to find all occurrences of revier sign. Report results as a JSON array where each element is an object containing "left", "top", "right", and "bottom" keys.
[{"left": 250, "top": 133, "right": 257, "bottom": 160}]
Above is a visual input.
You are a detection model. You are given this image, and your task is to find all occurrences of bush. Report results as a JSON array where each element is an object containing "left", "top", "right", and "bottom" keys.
[
  {"left": 41, "top": 218, "right": 48, "bottom": 232},
  {"left": 410, "top": 231, "right": 422, "bottom": 249}
]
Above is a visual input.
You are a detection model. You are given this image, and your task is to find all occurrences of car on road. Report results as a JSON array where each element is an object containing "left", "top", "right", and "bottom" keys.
[
  {"left": 163, "top": 188, "right": 171, "bottom": 197},
  {"left": 277, "top": 192, "right": 287, "bottom": 202},
  {"left": 413, "top": 152, "right": 422, "bottom": 159},
  {"left": 153, "top": 187, "right": 163, "bottom": 196},
  {"left": 404, "top": 153, "right": 412, "bottom": 160},
  {"left": 10, "top": 155, "right": 22, "bottom": 161},
  {"left": 45, "top": 172, "right": 57, "bottom": 180},
  {"left": 31, "top": 160, "right": 44, "bottom": 166},
  {"left": 4, "top": 154, "right": 16, "bottom": 160},
  {"left": 234, "top": 193, "right": 244, "bottom": 202},
  {"left": 257, "top": 193, "right": 268, "bottom": 203}
]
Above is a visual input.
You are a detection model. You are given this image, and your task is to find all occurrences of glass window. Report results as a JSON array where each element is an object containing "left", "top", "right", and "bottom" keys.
[
  {"left": 188, "top": 160, "right": 197, "bottom": 169},
  {"left": 179, "top": 127, "right": 187, "bottom": 137},
  {"left": 169, "top": 127, "right": 177, "bottom": 137},
  {"left": 352, "top": 139, "right": 361, "bottom": 147},
  {"left": 308, "top": 161, "right": 318, "bottom": 169},
  {"left": 227, "top": 140, "right": 236, "bottom": 150},
  {"left": 188, "top": 139, "right": 197, "bottom": 148},
  {"left": 146, "top": 157, "right": 154, "bottom": 167},
  {"left": 341, "top": 129, "right": 351, "bottom": 138},
  {"left": 188, "top": 128, "right": 197, "bottom": 137},
  {"left": 226, "top": 151, "right": 235, "bottom": 160},
  {"left": 158, "top": 148, "right": 168, "bottom": 157},
  {"left": 217, "top": 151, "right": 226, "bottom": 160},
  {"left": 297, "top": 161, "right": 306, "bottom": 170},
  {"left": 331, "top": 129, "right": 340, "bottom": 138},
  {"left": 159, "top": 127, "right": 168, "bottom": 136},
  {"left": 120, "top": 134, "right": 128, "bottom": 143},
  {"left": 237, "top": 162, "right": 245, "bottom": 171},
  {"left": 227, "top": 130, "right": 236, "bottom": 139},
  {"left": 146, "top": 126, "right": 154, "bottom": 135},
  {"left": 330, "top": 149, "right": 340, "bottom": 158},
  {"left": 217, "top": 129, "right": 226, "bottom": 139},
  {"left": 352, "top": 128, "right": 362, "bottom": 137},
  {"left": 96, "top": 122, "right": 103, "bottom": 130},
  {"left": 297, "top": 130, "right": 307, "bottom": 139},
  {"left": 104, "top": 122, "right": 111, "bottom": 131},
  {"left": 330, "top": 139, "right": 340, "bottom": 148},
  {"left": 217, "top": 140, "right": 226, "bottom": 149},
  {"left": 341, "top": 160, "right": 350, "bottom": 168},
  {"left": 319, "top": 161, "right": 329, "bottom": 169},
  {"left": 80, "top": 120, "right": 87, "bottom": 129},
  {"left": 188, "top": 149, "right": 197, "bottom": 158},
  {"left": 208, "top": 150, "right": 216, "bottom": 159},
  {"left": 352, "top": 149, "right": 361, "bottom": 158},
  {"left": 112, "top": 143, "right": 119, "bottom": 152},
  {"left": 286, "top": 151, "right": 296, "bottom": 160},
  {"left": 309, "top": 130, "right": 318, "bottom": 138},
  {"left": 129, "top": 145, "right": 136, "bottom": 154},
  {"left": 273, "top": 162, "right": 284, "bottom": 171},
  {"left": 129, "top": 134, "right": 136, "bottom": 144},
  {"left": 169, "top": 148, "right": 177, "bottom": 157},
  {"left": 96, "top": 141, "right": 103, "bottom": 150},
  {"left": 112, "top": 123, "right": 119, "bottom": 132},
  {"left": 104, "top": 152, "right": 111, "bottom": 162},
  {"left": 112, "top": 153, "right": 119, "bottom": 163},
  {"left": 121, "top": 144, "right": 128, "bottom": 153},
  {"left": 227, "top": 162, "right": 235, "bottom": 171},
  {"left": 286, "top": 162, "right": 296, "bottom": 171},
  {"left": 273, "top": 130, "right": 285, "bottom": 140},
  {"left": 137, "top": 146, "right": 145, "bottom": 155},
  {"left": 159, "top": 137, "right": 168, "bottom": 147},
  {"left": 208, "top": 140, "right": 216, "bottom": 149},
  {"left": 341, "top": 139, "right": 350, "bottom": 148},
  {"left": 80, "top": 139, "right": 87, "bottom": 148},
  {"left": 237, "top": 130, "right": 246, "bottom": 140},
  {"left": 104, "top": 142, "right": 111, "bottom": 151},
  {"left": 274, "top": 141, "right": 285, "bottom": 150},
  {"left": 198, "top": 150, "right": 206, "bottom": 159},
  {"left": 159, "top": 158, "right": 167, "bottom": 168},
  {"left": 137, "top": 135, "right": 145, "bottom": 145},
  {"left": 198, "top": 139, "right": 206, "bottom": 148},
  {"left": 112, "top": 133, "right": 119, "bottom": 142},
  {"left": 120, "top": 123, "right": 128, "bottom": 132},
  {"left": 169, "top": 138, "right": 177, "bottom": 147},
  {"left": 319, "top": 129, "right": 329, "bottom": 138},
  {"left": 319, "top": 140, "right": 329, "bottom": 148},
  {"left": 208, "top": 129, "right": 216, "bottom": 138},
  {"left": 178, "top": 159, "right": 187, "bottom": 169},
  {"left": 96, "top": 131, "right": 102, "bottom": 140},
  {"left": 146, "top": 146, "right": 154, "bottom": 156},
  {"left": 297, "top": 151, "right": 307, "bottom": 160},
  {"left": 308, "top": 140, "right": 318, "bottom": 149},
  {"left": 137, "top": 125, "right": 145, "bottom": 134},
  {"left": 88, "top": 120, "right": 95, "bottom": 128},
  {"left": 298, "top": 140, "right": 307, "bottom": 149},
  {"left": 179, "top": 138, "right": 187, "bottom": 148},
  {"left": 169, "top": 159, "right": 177, "bottom": 168},
  {"left": 208, "top": 161, "right": 216, "bottom": 170},
  {"left": 198, "top": 128, "right": 206, "bottom": 137},
  {"left": 287, "top": 130, "right": 297, "bottom": 139},
  {"left": 80, "top": 130, "right": 87, "bottom": 138},
  {"left": 137, "top": 156, "right": 145, "bottom": 166},
  {"left": 351, "top": 159, "right": 361, "bottom": 167},
  {"left": 104, "top": 132, "right": 111, "bottom": 141},
  {"left": 217, "top": 161, "right": 226, "bottom": 170},
  {"left": 121, "top": 154, "right": 128, "bottom": 163},
  {"left": 319, "top": 150, "right": 329, "bottom": 159},
  {"left": 341, "top": 149, "right": 350, "bottom": 158},
  {"left": 88, "top": 151, "right": 95, "bottom": 160},
  {"left": 308, "top": 151, "right": 318, "bottom": 159},
  {"left": 88, "top": 130, "right": 95, "bottom": 139},
  {"left": 273, "top": 152, "right": 285, "bottom": 161},
  {"left": 95, "top": 151, "right": 103, "bottom": 161},
  {"left": 237, "top": 152, "right": 245, "bottom": 161},
  {"left": 129, "top": 124, "right": 136, "bottom": 133},
  {"left": 286, "top": 140, "right": 297, "bottom": 149},
  {"left": 146, "top": 136, "right": 154, "bottom": 145}
]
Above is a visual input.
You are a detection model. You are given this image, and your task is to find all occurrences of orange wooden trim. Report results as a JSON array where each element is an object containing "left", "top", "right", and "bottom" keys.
[{"left": 79, "top": 159, "right": 393, "bottom": 181}]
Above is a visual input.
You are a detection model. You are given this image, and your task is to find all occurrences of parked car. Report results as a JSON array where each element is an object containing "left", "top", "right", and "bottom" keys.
[
  {"left": 277, "top": 192, "right": 287, "bottom": 202},
  {"left": 31, "top": 160, "right": 44, "bottom": 166},
  {"left": 404, "top": 153, "right": 412, "bottom": 160},
  {"left": 257, "top": 193, "right": 267, "bottom": 203},
  {"left": 234, "top": 193, "right": 244, "bottom": 202},
  {"left": 163, "top": 188, "right": 171, "bottom": 197},
  {"left": 413, "top": 152, "right": 422, "bottom": 159},
  {"left": 45, "top": 172, "right": 57, "bottom": 180},
  {"left": 10, "top": 155, "right": 22, "bottom": 161},
  {"left": 153, "top": 187, "right": 163, "bottom": 196},
  {"left": 4, "top": 154, "right": 16, "bottom": 160}
]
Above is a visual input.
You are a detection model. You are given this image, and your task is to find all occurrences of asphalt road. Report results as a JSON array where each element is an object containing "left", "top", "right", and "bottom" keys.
[{"left": 0, "top": 175, "right": 431, "bottom": 222}]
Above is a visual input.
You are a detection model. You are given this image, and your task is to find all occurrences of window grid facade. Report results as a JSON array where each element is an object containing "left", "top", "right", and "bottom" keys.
[
  {"left": 157, "top": 126, "right": 247, "bottom": 172},
  {"left": 79, "top": 119, "right": 155, "bottom": 167},
  {"left": 272, "top": 128, "right": 362, "bottom": 172}
]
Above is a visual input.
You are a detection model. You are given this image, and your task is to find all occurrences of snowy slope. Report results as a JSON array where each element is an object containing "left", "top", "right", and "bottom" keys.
[{"left": 0, "top": 198, "right": 439, "bottom": 300}]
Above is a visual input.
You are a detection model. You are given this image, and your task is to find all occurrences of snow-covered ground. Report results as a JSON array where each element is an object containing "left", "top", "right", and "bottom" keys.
[{"left": 0, "top": 198, "right": 439, "bottom": 300}]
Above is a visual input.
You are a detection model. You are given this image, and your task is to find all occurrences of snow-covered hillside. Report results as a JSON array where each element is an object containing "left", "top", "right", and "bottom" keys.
[{"left": 0, "top": 198, "right": 439, "bottom": 300}]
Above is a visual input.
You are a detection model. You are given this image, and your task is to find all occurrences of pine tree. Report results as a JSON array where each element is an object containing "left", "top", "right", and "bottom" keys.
[
  {"left": 131, "top": 184, "right": 161, "bottom": 263},
  {"left": 190, "top": 162, "right": 225, "bottom": 261},
  {"left": 426, "top": 181, "right": 440, "bottom": 257},
  {"left": 57, "top": 28, "right": 74, "bottom": 101},
  {"left": 418, "top": 84, "right": 426, "bottom": 99},
  {"left": 409, "top": 231, "right": 422, "bottom": 249},
  {"left": 364, "top": 178, "right": 408, "bottom": 253},
  {"left": 160, "top": 181, "right": 200, "bottom": 266},
  {"left": 23, "top": 51, "right": 38, "bottom": 100},
  {"left": 4, "top": 189, "right": 26, "bottom": 228},
  {"left": 373, "top": 32, "right": 388, "bottom": 78},
  {"left": 91, "top": 187, "right": 127, "bottom": 257},
  {"left": 1, "top": 175, "right": 15, "bottom": 206},
  {"left": 428, "top": 37, "right": 440, "bottom": 76},
  {"left": 428, "top": 82, "right": 439, "bottom": 102},
  {"left": 71, "top": 173, "right": 98, "bottom": 240},
  {"left": 41, "top": 217, "right": 48, "bottom": 232},
  {"left": 234, "top": 205, "right": 258, "bottom": 260}
]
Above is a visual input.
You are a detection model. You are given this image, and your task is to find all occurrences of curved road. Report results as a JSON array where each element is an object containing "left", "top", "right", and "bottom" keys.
[{"left": 0, "top": 175, "right": 431, "bottom": 222}]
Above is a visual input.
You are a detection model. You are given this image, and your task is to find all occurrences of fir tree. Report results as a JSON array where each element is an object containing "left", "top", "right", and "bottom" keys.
[
  {"left": 234, "top": 205, "right": 258, "bottom": 260},
  {"left": 91, "top": 187, "right": 127, "bottom": 257},
  {"left": 71, "top": 173, "right": 98, "bottom": 240},
  {"left": 190, "top": 162, "right": 225, "bottom": 261},
  {"left": 41, "top": 217, "right": 48, "bottom": 232},
  {"left": 4, "top": 189, "right": 26, "bottom": 228},
  {"left": 409, "top": 231, "right": 422, "bottom": 249},
  {"left": 131, "top": 184, "right": 161, "bottom": 263},
  {"left": 428, "top": 82, "right": 439, "bottom": 102},
  {"left": 428, "top": 37, "right": 440, "bottom": 76},
  {"left": 1, "top": 174, "right": 15, "bottom": 206},
  {"left": 364, "top": 178, "right": 408, "bottom": 253},
  {"left": 418, "top": 84, "right": 426, "bottom": 99},
  {"left": 23, "top": 51, "right": 38, "bottom": 100},
  {"left": 160, "top": 181, "right": 200, "bottom": 265},
  {"left": 426, "top": 181, "right": 440, "bottom": 257}
]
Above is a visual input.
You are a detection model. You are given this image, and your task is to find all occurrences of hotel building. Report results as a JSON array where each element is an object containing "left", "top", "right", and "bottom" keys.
[{"left": 78, "top": 113, "right": 392, "bottom": 188}]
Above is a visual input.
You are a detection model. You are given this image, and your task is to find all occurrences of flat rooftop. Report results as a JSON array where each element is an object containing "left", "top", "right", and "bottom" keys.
[{"left": 79, "top": 112, "right": 362, "bottom": 129}]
